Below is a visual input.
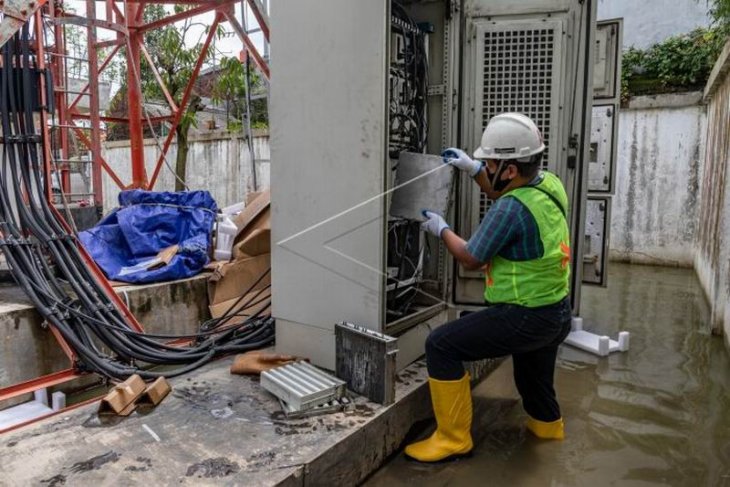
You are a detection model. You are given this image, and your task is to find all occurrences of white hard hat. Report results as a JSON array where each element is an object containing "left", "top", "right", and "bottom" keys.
[{"left": 473, "top": 113, "right": 545, "bottom": 160}]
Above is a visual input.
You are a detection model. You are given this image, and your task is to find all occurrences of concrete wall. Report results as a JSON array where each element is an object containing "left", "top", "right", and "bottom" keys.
[
  {"left": 609, "top": 93, "right": 706, "bottom": 267},
  {"left": 0, "top": 275, "right": 209, "bottom": 403},
  {"left": 597, "top": 0, "right": 711, "bottom": 49},
  {"left": 101, "top": 132, "right": 271, "bottom": 213},
  {"left": 695, "top": 40, "right": 730, "bottom": 340}
]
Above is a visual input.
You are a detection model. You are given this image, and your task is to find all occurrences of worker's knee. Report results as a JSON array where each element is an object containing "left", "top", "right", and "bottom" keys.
[
  {"left": 426, "top": 326, "right": 452, "bottom": 360},
  {"left": 425, "top": 327, "right": 467, "bottom": 380},
  {"left": 425, "top": 330, "right": 440, "bottom": 358}
]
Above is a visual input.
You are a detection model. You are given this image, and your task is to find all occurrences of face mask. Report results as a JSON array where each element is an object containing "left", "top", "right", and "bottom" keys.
[{"left": 486, "top": 161, "right": 513, "bottom": 192}]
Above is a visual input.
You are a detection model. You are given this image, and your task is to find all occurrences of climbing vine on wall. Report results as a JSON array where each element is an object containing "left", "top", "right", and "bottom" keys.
[{"left": 621, "top": 27, "right": 728, "bottom": 102}]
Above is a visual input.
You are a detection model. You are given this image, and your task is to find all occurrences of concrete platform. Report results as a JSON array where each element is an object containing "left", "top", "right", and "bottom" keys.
[
  {"left": 0, "top": 275, "right": 210, "bottom": 390},
  {"left": 0, "top": 356, "right": 500, "bottom": 486}
]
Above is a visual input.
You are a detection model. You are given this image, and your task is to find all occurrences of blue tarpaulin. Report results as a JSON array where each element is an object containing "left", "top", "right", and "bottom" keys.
[{"left": 79, "top": 190, "right": 218, "bottom": 284}]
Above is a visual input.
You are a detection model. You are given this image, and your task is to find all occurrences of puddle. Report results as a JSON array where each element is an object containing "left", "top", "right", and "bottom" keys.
[{"left": 365, "top": 264, "right": 730, "bottom": 486}]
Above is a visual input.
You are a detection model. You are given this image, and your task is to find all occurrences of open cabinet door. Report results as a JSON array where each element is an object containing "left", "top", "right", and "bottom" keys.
[{"left": 453, "top": 0, "right": 596, "bottom": 307}]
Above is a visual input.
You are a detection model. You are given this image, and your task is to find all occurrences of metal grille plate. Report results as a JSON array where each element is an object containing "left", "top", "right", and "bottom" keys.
[
  {"left": 475, "top": 20, "right": 563, "bottom": 221},
  {"left": 261, "top": 361, "right": 346, "bottom": 411}
]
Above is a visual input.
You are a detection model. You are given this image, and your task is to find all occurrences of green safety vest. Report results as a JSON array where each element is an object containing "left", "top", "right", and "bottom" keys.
[{"left": 484, "top": 171, "right": 571, "bottom": 307}]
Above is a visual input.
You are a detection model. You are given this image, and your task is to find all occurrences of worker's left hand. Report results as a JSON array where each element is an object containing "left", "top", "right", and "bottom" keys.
[{"left": 421, "top": 210, "right": 450, "bottom": 237}]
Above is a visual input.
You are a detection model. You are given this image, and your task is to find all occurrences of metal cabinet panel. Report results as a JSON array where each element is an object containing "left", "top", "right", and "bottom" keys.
[
  {"left": 593, "top": 19, "right": 622, "bottom": 99},
  {"left": 589, "top": 104, "right": 618, "bottom": 193},
  {"left": 457, "top": 16, "right": 568, "bottom": 295},
  {"left": 582, "top": 196, "right": 611, "bottom": 286},
  {"left": 584, "top": 19, "right": 622, "bottom": 286},
  {"left": 454, "top": 1, "right": 597, "bottom": 307},
  {"left": 270, "top": 0, "right": 389, "bottom": 368}
]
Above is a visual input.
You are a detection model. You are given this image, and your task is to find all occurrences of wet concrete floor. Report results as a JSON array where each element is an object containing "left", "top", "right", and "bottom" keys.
[{"left": 365, "top": 263, "right": 730, "bottom": 486}]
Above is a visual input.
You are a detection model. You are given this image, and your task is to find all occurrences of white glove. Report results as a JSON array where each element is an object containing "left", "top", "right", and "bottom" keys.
[
  {"left": 420, "top": 210, "right": 450, "bottom": 237},
  {"left": 442, "top": 148, "right": 482, "bottom": 177}
]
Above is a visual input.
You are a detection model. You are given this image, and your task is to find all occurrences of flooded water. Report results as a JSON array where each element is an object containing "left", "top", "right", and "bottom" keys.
[{"left": 365, "top": 264, "right": 730, "bottom": 486}]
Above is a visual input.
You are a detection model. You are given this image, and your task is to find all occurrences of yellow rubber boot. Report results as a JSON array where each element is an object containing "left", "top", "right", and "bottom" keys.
[
  {"left": 404, "top": 373, "right": 473, "bottom": 462},
  {"left": 526, "top": 416, "right": 565, "bottom": 440}
]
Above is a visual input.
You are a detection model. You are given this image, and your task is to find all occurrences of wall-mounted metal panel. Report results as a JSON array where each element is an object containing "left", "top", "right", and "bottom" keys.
[
  {"left": 464, "top": 0, "right": 574, "bottom": 17},
  {"left": 474, "top": 19, "right": 565, "bottom": 178},
  {"left": 584, "top": 18, "right": 622, "bottom": 287},
  {"left": 588, "top": 104, "right": 618, "bottom": 193},
  {"left": 593, "top": 19, "right": 622, "bottom": 99},
  {"left": 471, "top": 19, "right": 565, "bottom": 224},
  {"left": 582, "top": 196, "right": 611, "bottom": 286}
]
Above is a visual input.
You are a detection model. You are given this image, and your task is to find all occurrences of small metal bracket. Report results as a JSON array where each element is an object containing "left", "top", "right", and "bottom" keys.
[{"left": 428, "top": 84, "right": 446, "bottom": 96}]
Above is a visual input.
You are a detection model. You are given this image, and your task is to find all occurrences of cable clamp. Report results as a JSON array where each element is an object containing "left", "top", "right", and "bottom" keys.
[
  {"left": 74, "top": 360, "right": 92, "bottom": 373},
  {"left": 2, "top": 134, "right": 41, "bottom": 144}
]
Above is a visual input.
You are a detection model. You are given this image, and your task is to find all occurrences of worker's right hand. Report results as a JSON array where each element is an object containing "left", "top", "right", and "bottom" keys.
[
  {"left": 442, "top": 148, "right": 482, "bottom": 177},
  {"left": 420, "top": 210, "right": 450, "bottom": 238}
]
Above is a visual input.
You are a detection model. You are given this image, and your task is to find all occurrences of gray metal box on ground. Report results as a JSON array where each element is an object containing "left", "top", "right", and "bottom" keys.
[{"left": 261, "top": 361, "right": 346, "bottom": 412}]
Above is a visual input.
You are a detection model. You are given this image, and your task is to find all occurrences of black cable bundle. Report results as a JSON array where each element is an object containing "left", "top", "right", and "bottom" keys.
[
  {"left": 0, "top": 25, "right": 274, "bottom": 381},
  {"left": 389, "top": 2, "right": 429, "bottom": 158}
]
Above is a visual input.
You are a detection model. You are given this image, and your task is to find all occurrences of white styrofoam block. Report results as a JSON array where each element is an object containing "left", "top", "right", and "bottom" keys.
[
  {"left": 564, "top": 330, "right": 631, "bottom": 357},
  {"left": 571, "top": 316, "right": 584, "bottom": 332},
  {"left": 618, "top": 331, "right": 630, "bottom": 351},
  {"left": 566, "top": 317, "right": 630, "bottom": 357},
  {"left": 51, "top": 391, "right": 66, "bottom": 411},
  {"left": 0, "top": 388, "right": 67, "bottom": 430},
  {"left": 214, "top": 216, "right": 238, "bottom": 262},
  {"left": 0, "top": 399, "right": 53, "bottom": 430},
  {"left": 214, "top": 249, "right": 232, "bottom": 261},
  {"left": 221, "top": 201, "right": 246, "bottom": 216},
  {"left": 34, "top": 388, "right": 48, "bottom": 406}
]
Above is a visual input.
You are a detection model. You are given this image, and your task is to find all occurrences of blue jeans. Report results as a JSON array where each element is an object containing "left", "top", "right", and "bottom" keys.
[{"left": 426, "top": 297, "right": 572, "bottom": 422}]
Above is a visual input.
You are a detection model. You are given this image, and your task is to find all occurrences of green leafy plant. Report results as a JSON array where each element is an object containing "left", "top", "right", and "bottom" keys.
[
  {"left": 210, "top": 56, "right": 268, "bottom": 132},
  {"left": 106, "top": 5, "right": 224, "bottom": 190},
  {"left": 708, "top": 0, "right": 730, "bottom": 27},
  {"left": 621, "top": 26, "right": 728, "bottom": 102},
  {"left": 140, "top": 5, "right": 224, "bottom": 190}
]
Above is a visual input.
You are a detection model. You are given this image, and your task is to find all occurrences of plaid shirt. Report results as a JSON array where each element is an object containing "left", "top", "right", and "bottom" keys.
[{"left": 466, "top": 174, "right": 544, "bottom": 263}]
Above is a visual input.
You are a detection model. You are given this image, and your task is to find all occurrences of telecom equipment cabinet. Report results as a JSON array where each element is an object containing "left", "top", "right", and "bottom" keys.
[{"left": 271, "top": 0, "right": 598, "bottom": 370}]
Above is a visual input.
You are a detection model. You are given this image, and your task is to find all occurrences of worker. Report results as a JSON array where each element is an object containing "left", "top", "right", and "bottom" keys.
[{"left": 405, "top": 113, "right": 572, "bottom": 463}]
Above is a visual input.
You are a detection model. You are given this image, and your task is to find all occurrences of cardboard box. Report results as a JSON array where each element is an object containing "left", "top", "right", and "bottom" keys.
[
  {"left": 207, "top": 191, "right": 272, "bottom": 320},
  {"left": 136, "top": 377, "right": 172, "bottom": 407},
  {"left": 98, "top": 374, "right": 146, "bottom": 416},
  {"left": 209, "top": 288, "right": 272, "bottom": 323},
  {"left": 233, "top": 227, "right": 271, "bottom": 260},
  {"left": 207, "top": 253, "right": 271, "bottom": 306},
  {"left": 246, "top": 191, "right": 264, "bottom": 206},
  {"left": 224, "top": 190, "right": 271, "bottom": 261},
  {"left": 232, "top": 190, "right": 270, "bottom": 246}
]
